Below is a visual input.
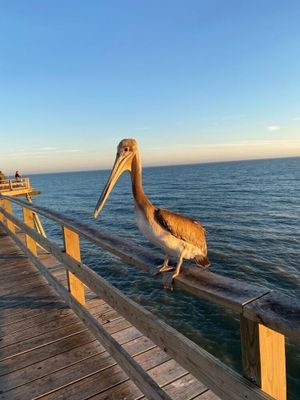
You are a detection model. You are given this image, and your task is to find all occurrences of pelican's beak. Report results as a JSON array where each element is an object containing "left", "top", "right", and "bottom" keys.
[{"left": 94, "top": 151, "right": 131, "bottom": 218}]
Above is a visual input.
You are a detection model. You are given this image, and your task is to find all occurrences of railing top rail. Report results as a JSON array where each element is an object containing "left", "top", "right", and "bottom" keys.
[
  {"left": 1, "top": 194, "right": 299, "bottom": 342},
  {"left": 0, "top": 177, "right": 28, "bottom": 182},
  {"left": 0, "top": 178, "right": 29, "bottom": 187}
]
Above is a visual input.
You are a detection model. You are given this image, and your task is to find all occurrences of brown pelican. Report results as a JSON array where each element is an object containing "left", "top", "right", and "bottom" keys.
[{"left": 94, "top": 139, "right": 210, "bottom": 283}]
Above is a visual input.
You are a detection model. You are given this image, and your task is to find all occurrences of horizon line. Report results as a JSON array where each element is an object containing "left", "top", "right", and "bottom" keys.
[{"left": 18, "top": 154, "right": 300, "bottom": 176}]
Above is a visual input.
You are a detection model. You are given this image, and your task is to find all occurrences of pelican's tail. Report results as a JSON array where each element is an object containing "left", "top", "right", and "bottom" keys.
[{"left": 194, "top": 255, "right": 211, "bottom": 269}]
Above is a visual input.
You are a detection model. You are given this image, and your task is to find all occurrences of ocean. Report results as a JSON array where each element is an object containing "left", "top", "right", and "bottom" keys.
[{"left": 27, "top": 157, "right": 299, "bottom": 398}]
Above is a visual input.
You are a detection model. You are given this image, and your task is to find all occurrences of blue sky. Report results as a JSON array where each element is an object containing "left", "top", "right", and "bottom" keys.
[{"left": 0, "top": 1, "right": 299, "bottom": 174}]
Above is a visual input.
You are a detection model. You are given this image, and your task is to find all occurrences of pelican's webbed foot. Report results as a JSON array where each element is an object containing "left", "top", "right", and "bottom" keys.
[{"left": 150, "top": 256, "right": 174, "bottom": 276}]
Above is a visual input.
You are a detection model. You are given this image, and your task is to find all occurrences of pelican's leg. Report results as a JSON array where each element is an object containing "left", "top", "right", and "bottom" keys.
[
  {"left": 163, "top": 254, "right": 184, "bottom": 290},
  {"left": 172, "top": 254, "right": 184, "bottom": 279}
]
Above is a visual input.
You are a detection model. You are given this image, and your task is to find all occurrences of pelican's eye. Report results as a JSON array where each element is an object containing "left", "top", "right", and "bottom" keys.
[{"left": 124, "top": 147, "right": 129, "bottom": 152}]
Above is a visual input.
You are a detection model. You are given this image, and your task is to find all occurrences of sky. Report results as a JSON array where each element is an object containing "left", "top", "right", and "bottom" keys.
[{"left": 0, "top": 1, "right": 299, "bottom": 174}]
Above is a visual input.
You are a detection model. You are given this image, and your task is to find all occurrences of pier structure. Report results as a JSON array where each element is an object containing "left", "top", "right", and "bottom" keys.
[
  {"left": 0, "top": 178, "right": 40, "bottom": 198},
  {"left": 0, "top": 192, "right": 299, "bottom": 400}
]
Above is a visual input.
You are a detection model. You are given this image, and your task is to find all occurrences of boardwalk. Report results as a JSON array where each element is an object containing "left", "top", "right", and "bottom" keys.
[{"left": 0, "top": 228, "right": 218, "bottom": 400}]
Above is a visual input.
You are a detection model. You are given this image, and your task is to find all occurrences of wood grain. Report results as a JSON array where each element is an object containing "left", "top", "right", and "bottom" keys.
[
  {"left": 3, "top": 199, "right": 15, "bottom": 233},
  {"left": 63, "top": 226, "right": 85, "bottom": 305},
  {"left": 240, "top": 316, "right": 286, "bottom": 400},
  {"left": 259, "top": 324, "right": 286, "bottom": 400},
  {"left": 22, "top": 207, "right": 37, "bottom": 255}
]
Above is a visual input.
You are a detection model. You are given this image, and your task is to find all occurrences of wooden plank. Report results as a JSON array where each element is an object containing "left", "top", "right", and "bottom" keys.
[
  {"left": 3, "top": 189, "right": 41, "bottom": 197},
  {"left": 1, "top": 299, "right": 117, "bottom": 348},
  {"left": 0, "top": 299, "right": 67, "bottom": 327},
  {"left": 0, "top": 269, "right": 66, "bottom": 296},
  {"left": 0, "top": 199, "right": 4, "bottom": 222},
  {"left": 0, "top": 316, "right": 128, "bottom": 367},
  {"left": 0, "top": 319, "right": 88, "bottom": 363},
  {"left": 63, "top": 226, "right": 85, "bottom": 305},
  {"left": 0, "top": 268, "right": 41, "bottom": 283},
  {"left": 90, "top": 373, "right": 207, "bottom": 400},
  {"left": 240, "top": 316, "right": 261, "bottom": 385},
  {"left": 259, "top": 324, "right": 286, "bottom": 400},
  {"left": 0, "top": 312, "right": 82, "bottom": 349},
  {"left": 0, "top": 332, "right": 149, "bottom": 394},
  {"left": 23, "top": 207, "right": 37, "bottom": 256},
  {"left": 240, "top": 316, "right": 286, "bottom": 400},
  {"left": 3, "top": 200, "right": 15, "bottom": 233},
  {"left": 0, "top": 270, "right": 67, "bottom": 295},
  {"left": 0, "top": 286, "right": 59, "bottom": 315},
  {"left": 2, "top": 336, "right": 159, "bottom": 400},
  {"left": 41, "top": 358, "right": 185, "bottom": 400},
  {"left": 193, "top": 390, "right": 220, "bottom": 399},
  {"left": 0, "top": 321, "right": 134, "bottom": 378},
  {"left": 161, "top": 374, "right": 207, "bottom": 400},
  {"left": 0, "top": 310, "right": 82, "bottom": 348},
  {"left": 0, "top": 220, "right": 273, "bottom": 400}
]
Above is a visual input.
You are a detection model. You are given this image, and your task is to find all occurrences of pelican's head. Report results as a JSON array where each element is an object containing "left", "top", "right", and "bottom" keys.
[{"left": 94, "top": 138, "right": 138, "bottom": 218}]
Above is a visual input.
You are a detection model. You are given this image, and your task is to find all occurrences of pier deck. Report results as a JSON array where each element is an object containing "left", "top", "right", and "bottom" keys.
[{"left": 0, "top": 228, "right": 217, "bottom": 400}]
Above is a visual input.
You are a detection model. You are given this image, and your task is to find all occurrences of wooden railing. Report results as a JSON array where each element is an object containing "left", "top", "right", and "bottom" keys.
[
  {"left": 0, "top": 178, "right": 30, "bottom": 192},
  {"left": 0, "top": 195, "right": 299, "bottom": 400}
]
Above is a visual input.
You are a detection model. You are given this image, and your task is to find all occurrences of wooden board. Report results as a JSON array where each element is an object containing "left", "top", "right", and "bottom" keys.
[
  {"left": 63, "top": 226, "right": 85, "bottom": 305},
  {"left": 0, "top": 331, "right": 150, "bottom": 396},
  {"left": 23, "top": 207, "right": 37, "bottom": 255}
]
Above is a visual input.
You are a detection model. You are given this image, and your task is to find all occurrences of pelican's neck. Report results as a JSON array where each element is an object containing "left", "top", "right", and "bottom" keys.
[{"left": 131, "top": 151, "right": 152, "bottom": 211}]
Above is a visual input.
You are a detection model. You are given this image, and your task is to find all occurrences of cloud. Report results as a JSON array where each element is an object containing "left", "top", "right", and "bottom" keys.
[
  {"left": 142, "top": 138, "right": 300, "bottom": 167},
  {"left": 267, "top": 126, "right": 280, "bottom": 131},
  {"left": 41, "top": 147, "right": 57, "bottom": 151},
  {"left": 4, "top": 148, "right": 80, "bottom": 158}
]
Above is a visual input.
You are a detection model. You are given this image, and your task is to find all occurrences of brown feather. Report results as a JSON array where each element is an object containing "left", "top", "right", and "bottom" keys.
[{"left": 154, "top": 208, "right": 207, "bottom": 251}]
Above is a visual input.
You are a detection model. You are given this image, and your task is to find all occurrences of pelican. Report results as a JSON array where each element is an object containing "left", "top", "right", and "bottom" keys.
[{"left": 94, "top": 139, "right": 210, "bottom": 283}]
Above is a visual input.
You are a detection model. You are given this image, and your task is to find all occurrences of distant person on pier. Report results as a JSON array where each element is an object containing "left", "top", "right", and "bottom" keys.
[
  {"left": 15, "top": 170, "right": 22, "bottom": 181},
  {"left": 0, "top": 171, "right": 6, "bottom": 181}
]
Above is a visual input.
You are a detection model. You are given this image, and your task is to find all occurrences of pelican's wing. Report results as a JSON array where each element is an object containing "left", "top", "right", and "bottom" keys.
[{"left": 154, "top": 208, "right": 207, "bottom": 250}]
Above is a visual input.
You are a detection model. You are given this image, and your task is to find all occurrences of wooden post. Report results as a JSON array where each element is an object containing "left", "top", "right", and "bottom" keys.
[
  {"left": 240, "top": 315, "right": 286, "bottom": 400},
  {"left": 23, "top": 207, "right": 37, "bottom": 255},
  {"left": 0, "top": 199, "right": 4, "bottom": 222},
  {"left": 4, "top": 199, "right": 15, "bottom": 233},
  {"left": 26, "top": 194, "right": 46, "bottom": 238},
  {"left": 21, "top": 178, "right": 30, "bottom": 189},
  {"left": 63, "top": 226, "right": 85, "bottom": 305}
]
